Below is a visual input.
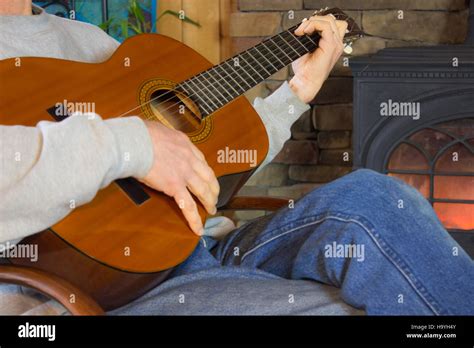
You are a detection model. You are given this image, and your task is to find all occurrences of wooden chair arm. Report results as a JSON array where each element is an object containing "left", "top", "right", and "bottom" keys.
[
  {"left": 0, "top": 265, "right": 104, "bottom": 315},
  {"left": 219, "top": 196, "right": 290, "bottom": 211}
]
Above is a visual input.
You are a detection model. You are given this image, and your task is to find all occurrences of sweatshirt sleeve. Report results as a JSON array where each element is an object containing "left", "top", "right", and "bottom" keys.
[
  {"left": 0, "top": 114, "right": 153, "bottom": 244},
  {"left": 252, "top": 81, "right": 311, "bottom": 170}
]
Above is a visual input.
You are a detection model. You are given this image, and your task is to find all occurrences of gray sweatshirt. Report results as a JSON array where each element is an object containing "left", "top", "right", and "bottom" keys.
[{"left": 0, "top": 5, "right": 309, "bottom": 249}]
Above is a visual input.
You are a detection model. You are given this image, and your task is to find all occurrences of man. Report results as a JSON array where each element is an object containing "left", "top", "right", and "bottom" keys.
[{"left": 0, "top": 1, "right": 473, "bottom": 315}]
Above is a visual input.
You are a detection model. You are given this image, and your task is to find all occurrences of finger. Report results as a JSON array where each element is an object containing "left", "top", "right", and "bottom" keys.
[
  {"left": 189, "top": 144, "right": 206, "bottom": 161},
  {"left": 175, "top": 131, "right": 205, "bottom": 161},
  {"left": 312, "top": 15, "right": 340, "bottom": 39},
  {"left": 186, "top": 174, "right": 217, "bottom": 215},
  {"left": 295, "top": 15, "right": 341, "bottom": 45},
  {"left": 184, "top": 139, "right": 219, "bottom": 212},
  {"left": 298, "top": 18, "right": 333, "bottom": 42},
  {"left": 294, "top": 18, "right": 311, "bottom": 36},
  {"left": 320, "top": 16, "right": 349, "bottom": 49},
  {"left": 317, "top": 14, "right": 339, "bottom": 34},
  {"left": 308, "top": 16, "right": 345, "bottom": 60},
  {"left": 319, "top": 16, "right": 346, "bottom": 60},
  {"left": 187, "top": 141, "right": 218, "bottom": 196},
  {"left": 192, "top": 159, "right": 220, "bottom": 199},
  {"left": 174, "top": 189, "right": 203, "bottom": 235},
  {"left": 336, "top": 20, "right": 348, "bottom": 41}
]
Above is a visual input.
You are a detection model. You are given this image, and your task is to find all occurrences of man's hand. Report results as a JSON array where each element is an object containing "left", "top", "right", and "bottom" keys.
[
  {"left": 139, "top": 121, "right": 219, "bottom": 236},
  {"left": 290, "top": 14, "right": 348, "bottom": 104}
]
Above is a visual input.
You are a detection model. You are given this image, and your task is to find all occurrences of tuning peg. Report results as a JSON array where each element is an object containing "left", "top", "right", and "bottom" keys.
[
  {"left": 343, "top": 42, "right": 353, "bottom": 55},
  {"left": 314, "top": 7, "right": 328, "bottom": 15}
]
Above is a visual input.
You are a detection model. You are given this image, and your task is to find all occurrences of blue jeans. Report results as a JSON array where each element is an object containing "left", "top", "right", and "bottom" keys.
[{"left": 111, "top": 169, "right": 474, "bottom": 315}]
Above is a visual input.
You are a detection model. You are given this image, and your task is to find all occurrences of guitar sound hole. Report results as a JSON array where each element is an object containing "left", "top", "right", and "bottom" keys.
[{"left": 149, "top": 88, "right": 202, "bottom": 133}]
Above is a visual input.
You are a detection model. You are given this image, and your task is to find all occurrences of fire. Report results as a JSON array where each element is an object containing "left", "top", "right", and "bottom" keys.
[
  {"left": 435, "top": 203, "right": 474, "bottom": 230},
  {"left": 388, "top": 173, "right": 474, "bottom": 230},
  {"left": 386, "top": 119, "right": 474, "bottom": 231}
]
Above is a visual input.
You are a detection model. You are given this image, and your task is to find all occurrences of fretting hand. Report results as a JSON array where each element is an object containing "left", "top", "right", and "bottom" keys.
[{"left": 290, "top": 14, "right": 348, "bottom": 104}]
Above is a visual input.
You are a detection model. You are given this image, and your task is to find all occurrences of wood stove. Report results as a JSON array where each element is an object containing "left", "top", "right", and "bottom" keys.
[{"left": 351, "top": 3, "right": 474, "bottom": 257}]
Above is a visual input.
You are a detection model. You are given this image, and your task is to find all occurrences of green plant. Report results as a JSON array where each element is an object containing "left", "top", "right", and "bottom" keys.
[
  {"left": 100, "top": 0, "right": 201, "bottom": 39},
  {"left": 157, "top": 9, "right": 201, "bottom": 28}
]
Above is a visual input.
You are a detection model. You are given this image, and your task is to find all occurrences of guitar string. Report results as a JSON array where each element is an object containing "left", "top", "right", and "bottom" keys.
[
  {"left": 115, "top": 14, "right": 354, "bottom": 118},
  {"left": 114, "top": 28, "right": 310, "bottom": 119},
  {"left": 182, "top": 19, "right": 356, "bottom": 117},
  {"left": 155, "top": 14, "right": 357, "bottom": 116},
  {"left": 115, "top": 14, "right": 356, "bottom": 120},
  {"left": 138, "top": 19, "right": 358, "bottom": 125},
  {"left": 160, "top": 31, "right": 316, "bottom": 116},
  {"left": 139, "top": 30, "right": 315, "bottom": 124}
]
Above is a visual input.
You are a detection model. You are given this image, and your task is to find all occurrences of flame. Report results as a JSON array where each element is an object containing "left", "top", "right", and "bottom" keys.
[{"left": 386, "top": 120, "right": 473, "bottom": 231}]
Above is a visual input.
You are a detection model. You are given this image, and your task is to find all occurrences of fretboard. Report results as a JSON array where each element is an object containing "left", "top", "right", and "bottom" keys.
[{"left": 176, "top": 24, "right": 320, "bottom": 118}]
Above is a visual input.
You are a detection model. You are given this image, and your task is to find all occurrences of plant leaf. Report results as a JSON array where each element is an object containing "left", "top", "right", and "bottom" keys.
[
  {"left": 157, "top": 10, "right": 201, "bottom": 27},
  {"left": 128, "top": 22, "right": 142, "bottom": 34},
  {"left": 98, "top": 18, "right": 114, "bottom": 31},
  {"left": 120, "top": 20, "right": 129, "bottom": 38},
  {"left": 134, "top": 2, "right": 146, "bottom": 25}
]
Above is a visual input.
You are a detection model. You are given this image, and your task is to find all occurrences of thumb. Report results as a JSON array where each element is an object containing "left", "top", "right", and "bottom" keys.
[{"left": 336, "top": 20, "right": 348, "bottom": 41}]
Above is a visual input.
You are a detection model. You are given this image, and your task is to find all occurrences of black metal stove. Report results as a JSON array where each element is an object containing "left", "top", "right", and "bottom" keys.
[{"left": 350, "top": 2, "right": 474, "bottom": 257}]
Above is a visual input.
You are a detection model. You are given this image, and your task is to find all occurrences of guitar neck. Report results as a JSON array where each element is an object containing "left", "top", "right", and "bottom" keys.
[{"left": 176, "top": 24, "right": 320, "bottom": 118}]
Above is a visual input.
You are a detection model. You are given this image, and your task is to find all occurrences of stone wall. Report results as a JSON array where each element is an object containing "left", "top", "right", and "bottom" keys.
[{"left": 226, "top": 0, "right": 470, "bottom": 224}]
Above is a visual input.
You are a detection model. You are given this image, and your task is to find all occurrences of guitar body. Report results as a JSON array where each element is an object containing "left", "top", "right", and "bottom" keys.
[{"left": 0, "top": 34, "right": 269, "bottom": 310}]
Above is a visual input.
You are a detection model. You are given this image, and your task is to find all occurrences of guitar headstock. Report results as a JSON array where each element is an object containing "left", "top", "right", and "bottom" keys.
[{"left": 313, "top": 7, "right": 364, "bottom": 54}]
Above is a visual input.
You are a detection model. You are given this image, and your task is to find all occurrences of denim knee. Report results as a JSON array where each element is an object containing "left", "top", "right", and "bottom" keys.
[
  {"left": 302, "top": 168, "right": 434, "bottom": 225},
  {"left": 343, "top": 169, "right": 428, "bottom": 207}
]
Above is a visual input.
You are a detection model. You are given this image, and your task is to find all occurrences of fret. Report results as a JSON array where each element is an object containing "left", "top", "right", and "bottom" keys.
[
  {"left": 200, "top": 72, "right": 228, "bottom": 106},
  {"left": 305, "top": 35, "right": 317, "bottom": 45},
  {"left": 277, "top": 34, "right": 301, "bottom": 60},
  {"left": 291, "top": 34, "right": 319, "bottom": 55},
  {"left": 235, "top": 54, "right": 260, "bottom": 84},
  {"left": 174, "top": 18, "right": 324, "bottom": 118},
  {"left": 277, "top": 32, "right": 305, "bottom": 57},
  {"left": 205, "top": 77, "right": 228, "bottom": 108},
  {"left": 259, "top": 41, "right": 286, "bottom": 66},
  {"left": 261, "top": 43, "right": 286, "bottom": 69},
  {"left": 186, "top": 79, "right": 217, "bottom": 111},
  {"left": 179, "top": 81, "right": 212, "bottom": 115},
  {"left": 205, "top": 70, "right": 234, "bottom": 102},
  {"left": 212, "top": 66, "right": 240, "bottom": 99},
  {"left": 273, "top": 35, "right": 301, "bottom": 60},
  {"left": 240, "top": 51, "right": 265, "bottom": 80},
  {"left": 245, "top": 49, "right": 271, "bottom": 76},
  {"left": 216, "top": 65, "right": 241, "bottom": 95},
  {"left": 266, "top": 38, "right": 293, "bottom": 63},
  {"left": 217, "top": 64, "right": 246, "bottom": 93},
  {"left": 177, "top": 82, "right": 190, "bottom": 95},
  {"left": 250, "top": 46, "right": 280, "bottom": 74},
  {"left": 223, "top": 61, "right": 251, "bottom": 90},
  {"left": 191, "top": 76, "right": 222, "bottom": 109},
  {"left": 295, "top": 29, "right": 320, "bottom": 50},
  {"left": 286, "top": 31, "right": 310, "bottom": 53},
  {"left": 299, "top": 35, "right": 319, "bottom": 52}
]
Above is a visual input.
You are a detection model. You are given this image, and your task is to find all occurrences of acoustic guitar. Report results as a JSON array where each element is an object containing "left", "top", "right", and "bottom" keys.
[{"left": 0, "top": 7, "right": 362, "bottom": 310}]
